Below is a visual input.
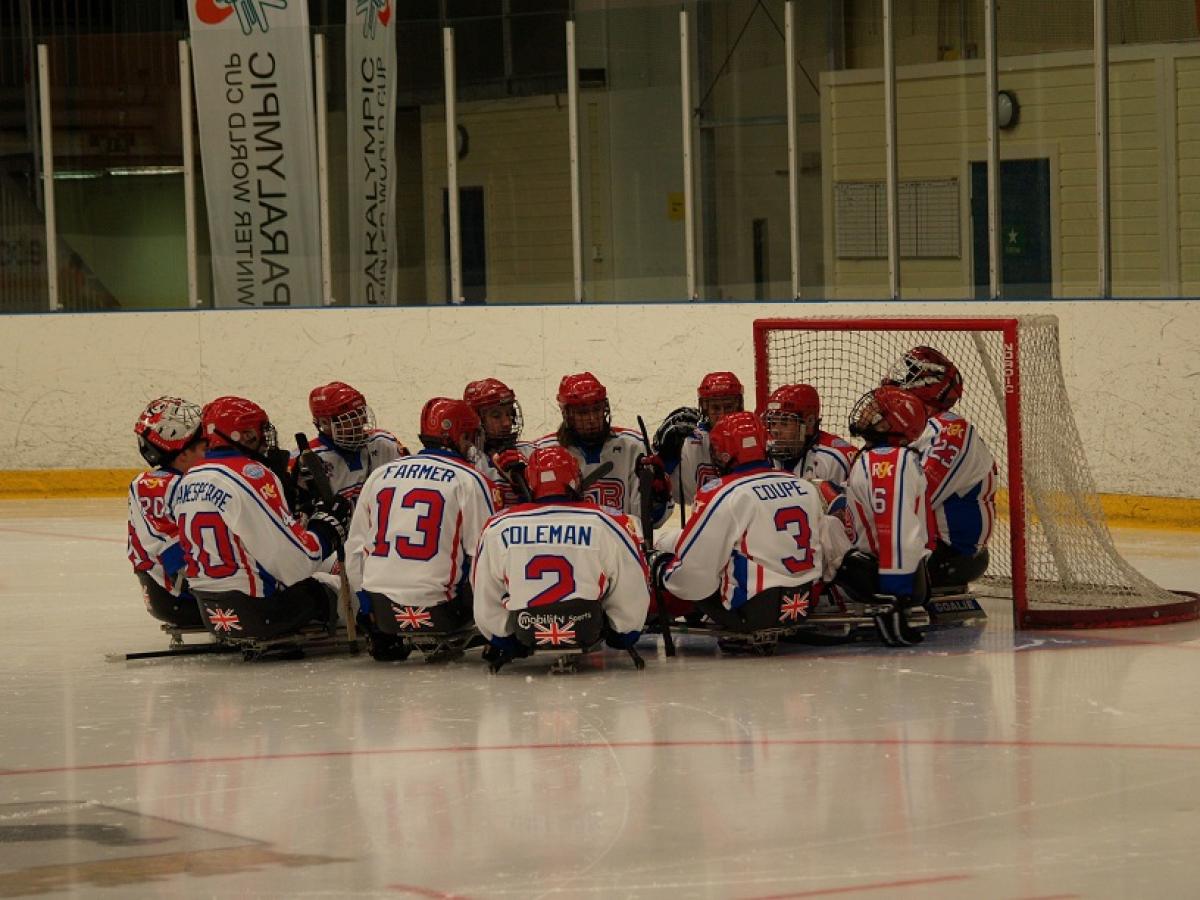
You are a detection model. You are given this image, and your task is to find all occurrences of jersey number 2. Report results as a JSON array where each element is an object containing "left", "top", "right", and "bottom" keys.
[
  {"left": 774, "top": 506, "right": 814, "bottom": 574},
  {"left": 526, "top": 555, "right": 576, "bottom": 607},
  {"left": 371, "top": 487, "right": 445, "bottom": 561}
]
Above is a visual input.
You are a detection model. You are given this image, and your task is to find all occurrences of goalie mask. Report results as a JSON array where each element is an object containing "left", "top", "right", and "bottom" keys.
[
  {"left": 463, "top": 378, "right": 524, "bottom": 451},
  {"left": 526, "top": 446, "right": 583, "bottom": 501},
  {"left": 202, "top": 396, "right": 277, "bottom": 453},
  {"left": 848, "top": 387, "right": 927, "bottom": 447},
  {"left": 309, "top": 381, "right": 376, "bottom": 451},
  {"left": 134, "top": 396, "right": 203, "bottom": 467},
  {"left": 708, "top": 411, "right": 769, "bottom": 474},
  {"left": 882, "top": 346, "right": 963, "bottom": 414},
  {"left": 418, "top": 397, "right": 481, "bottom": 457},
  {"left": 696, "top": 371, "right": 744, "bottom": 428},
  {"left": 762, "top": 384, "right": 820, "bottom": 461},
  {"left": 556, "top": 372, "right": 611, "bottom": 447}
]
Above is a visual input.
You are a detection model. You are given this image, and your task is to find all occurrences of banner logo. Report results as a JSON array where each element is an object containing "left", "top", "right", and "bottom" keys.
[
  {"left": 196, "top": 0, "right": 289, "bottom": 35},
  {"left": 356, "top": 0, "right": 392, "bottom": 37}
]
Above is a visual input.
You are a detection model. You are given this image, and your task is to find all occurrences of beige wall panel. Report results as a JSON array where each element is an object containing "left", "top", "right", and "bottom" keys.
[{"left": 1177, "top": 57, "right": 1200, "bottom": 290}]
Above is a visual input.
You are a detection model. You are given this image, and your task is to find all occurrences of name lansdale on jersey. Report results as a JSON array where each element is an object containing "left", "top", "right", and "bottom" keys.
[{"left": 499, "top": 523, "right": 594, "bottom": 548}]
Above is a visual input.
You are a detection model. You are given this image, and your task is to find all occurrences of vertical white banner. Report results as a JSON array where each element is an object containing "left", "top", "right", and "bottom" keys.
[
  {"left": 187, "top": 0, "right": 322, "bottom": 307},
  {"left": 347, "top": 0, "right": 397, "bottom": 306}
]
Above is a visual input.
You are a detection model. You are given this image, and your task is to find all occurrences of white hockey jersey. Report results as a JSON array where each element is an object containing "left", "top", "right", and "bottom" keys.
[
  {"left": 472, "top": 500, "right": 650, "bottom": 641},
  {"left": 661, "top": 463, "right": 829, "bottom": 610},
  {"left": 127, "top": 467, "right": 187, "bottom": 594},
  {"left": 468, "top": 440, "right": 536, "bottom": 507},
  {"left": 299, "top": 430, "right": 408, "bottom": 508},
  {"left": 778, "top": 431, "right": 858, "bottom": 484},
  {"left": 912, "top": 412, "right": 997, "bottom": 556},
  {"left": 844, "top": 445, "right": 932, "bottom": 597},
  {"left": 345, "top": 449, "right": 501, "bottom": 609},
  {"left": 173, "top": 450, "right": 328, "bottom": 597},
  {"left": 676, "top": 428, "right": 721, "bottom": 507},
  {"left": 534, "top": 428, "right": 673, "bottom": 527}
]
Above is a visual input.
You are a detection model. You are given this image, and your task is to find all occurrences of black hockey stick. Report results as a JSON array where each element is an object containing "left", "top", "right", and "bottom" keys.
[
  {"left": 579, "top": 459, "right": 614, "bottom": 494},
  {"left": 107, "top": 643, "right": 240, "bottom": 662},
  {"left": 295, "top": 433, "right": 359, "bottom": 654},
  {"left": 637, "top": 415, "right": 675, "bottom": 656}
]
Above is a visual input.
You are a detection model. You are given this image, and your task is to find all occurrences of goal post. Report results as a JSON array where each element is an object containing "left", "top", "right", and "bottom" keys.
[{"left": 752, "top": 314, "right": 1199, "bottom": 629}]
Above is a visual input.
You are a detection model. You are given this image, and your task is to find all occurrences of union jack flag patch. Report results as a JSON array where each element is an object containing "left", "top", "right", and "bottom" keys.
[
  {"left": 779, "top": 593, "right": 810, "bottom": 622},
  {"left": 393, "top": 606, "right": 433, "bottom": 629},
  {"left": 533, "top": 621, "right": 576, "bottom": 646},
  {"left": 208, "top": 608, "right": 243, "bottom": 632}
]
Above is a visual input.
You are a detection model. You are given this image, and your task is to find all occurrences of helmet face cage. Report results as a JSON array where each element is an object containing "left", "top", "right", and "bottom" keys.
[
  {"left": 763, "top": 410, "right": 811, "bottom": 460},
  {"left": 320, "top": 404, "right": 376, "bottom": 451},
  {"left": 698, "top": 394, "right": 744, "bottom": 429},
  {"left": 477, "top": 399, "right": 523, "bottom": 450},
  {"left": 849, "top": 388, "right": 924, "bottom": 446},
  {"left": 561, "top": 399, "right": 611, "bottom": 446},
  {"left": 884, "top": 347, "right": 962, "bottom": 412}
]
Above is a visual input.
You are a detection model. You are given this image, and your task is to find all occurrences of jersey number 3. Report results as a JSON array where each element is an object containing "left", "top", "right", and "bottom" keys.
[
  {"left": 774, "top": 506, "right": 814, "bottom": 574},
  {"left": 371, "top": 487, "right": 446, "bottom": 561}
]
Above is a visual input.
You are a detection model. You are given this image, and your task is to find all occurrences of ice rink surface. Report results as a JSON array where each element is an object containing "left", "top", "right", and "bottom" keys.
[{"left": 2, "top": 499, "right": 1200, "bottom": 899}]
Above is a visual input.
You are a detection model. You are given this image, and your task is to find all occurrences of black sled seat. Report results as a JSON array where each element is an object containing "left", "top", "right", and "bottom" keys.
[
  {"left": 500, "top": 598, "right": 645, "bottom": 673},
  {"left": 193, "top": 579, "right": 348, "bottom": 661},
  {"left": 362, "top": 591, "right": 484, "bottom": 662},
  {"left": 925, "top": 545, "right": 990, "bottom": 627},
  {"left": 668, "top": 585, "right": 824, "bottom": 655}
]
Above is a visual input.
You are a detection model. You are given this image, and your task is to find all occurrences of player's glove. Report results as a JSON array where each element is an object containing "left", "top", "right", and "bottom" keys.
[
  {"left": 604, "top": 629, "right": 641, "bottom": 650},
  {"left": 653, "top": 406, "right": 701, "bottom": 466},
  {"left": 645, "top": 549, "right": 676, "bottom": 591},
  {"left": 482, "top": 634, "right": 531, "bottom": 673},
  {"left": 636, "top": 453, "right": 672, "bottom": 508},
  {"left": 313, "top": 492, "right": 353, "bottom": 529},
  {"left": 307, "top": 510, "right": 348, "bottom": 558}
]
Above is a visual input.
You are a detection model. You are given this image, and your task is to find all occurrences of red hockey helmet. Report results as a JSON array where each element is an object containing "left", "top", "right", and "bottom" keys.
[
  {"left": 134, "top": 396, "right": 203, "bottom": 466},
  {"left": 464, "top": 378, "right": 523, "bottom": 447},
  {"left": 849, "top": 386, "right": 927, "bottom": 446},
  {"left": 697, "top": 371, "right": 744, "bottom": 426},
  {"left": 309, "top": 381, "right": 375, "bottom": 450},
  {"left": 418, "top": 397, "right": 481, "bottom": 452},
  {"left": 202, "top": 396, "right": 276, "bottom": 451},
  {"left": 708, "top": 411, "right": 769, "bottom": 472},
  {"left": 557, "top": 372, "right": 610, "bottom": 444},
  {"left": 882, "top": 346, "right": 963, "bottom": 414},
  {"left": 526, "top": 446, "right": 583, "bottom": 500},
  {"left": 556, "top": 372, "right": 607, "bottom": 408},
  {"left": 762, "top": 384, "right": 821, "bottom": 459}
]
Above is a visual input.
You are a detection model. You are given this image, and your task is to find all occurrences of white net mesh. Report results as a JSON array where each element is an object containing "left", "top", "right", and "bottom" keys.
[{"left": 758, "top": 315, "right": 1185, "bottom": 621}]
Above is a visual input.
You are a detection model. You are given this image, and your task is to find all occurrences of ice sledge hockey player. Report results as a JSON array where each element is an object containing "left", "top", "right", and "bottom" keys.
[
  {"left": 472, "top": 446, "right": 651, "bottom": 671},
  {"left": 649, "top": 411, "right": 844, "bottom": 645},
  {"left": 761, "top": 384, "right": 857, "bottom": 484},
  {"left": 838, "top": 386, "right": 933, "bottom": 646},
  {"left": 345, "top": 397, "right": 500, "bottom": 662},
  {"left": 882, "top": 347, "right": 996, "bottom": 590},
  {"left": 537, "top": 372, "right": 673, "bottom": 527},
  {"left": 128, "top": 397, "right": 207, "bottom": 629},
  {"left": 298, "top": 381, "right": 409, "bottom": 512},
  {"left": 173, "top": 396, "right": 351, "bottom": 644},
  {"left": 653, "top": 371, "right": 746, "bottom": 508},
  {"left": 463, "top": 377, "right": 535, "bottom": 506}
]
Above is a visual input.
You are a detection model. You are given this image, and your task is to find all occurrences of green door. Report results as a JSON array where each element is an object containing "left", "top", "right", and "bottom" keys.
[{"left": 971, "top": 159, "right": 1052, "bottom": 299}]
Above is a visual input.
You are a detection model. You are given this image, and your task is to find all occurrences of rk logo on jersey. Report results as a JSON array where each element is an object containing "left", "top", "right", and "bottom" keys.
[{"left": 871, "top": 460, "right": 896, "bottom": 478}]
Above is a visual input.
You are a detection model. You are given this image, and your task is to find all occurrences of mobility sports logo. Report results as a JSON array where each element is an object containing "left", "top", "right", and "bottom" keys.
[
  {"left": 195, "top": 0, "right": 288, "bottom": 35},
  {"left": 356, "top": 0, "right": 393, "bottom": 38}
]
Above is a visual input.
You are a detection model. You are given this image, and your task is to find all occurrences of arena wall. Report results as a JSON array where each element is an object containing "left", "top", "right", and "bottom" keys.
[{"left": 1, "top": 300, "right": 1197, "bottom": 522}]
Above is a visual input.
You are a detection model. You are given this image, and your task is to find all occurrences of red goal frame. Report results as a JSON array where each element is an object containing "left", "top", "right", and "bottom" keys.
[{"left": 753, "top": 316, "right": 1200, "bottom": 629}]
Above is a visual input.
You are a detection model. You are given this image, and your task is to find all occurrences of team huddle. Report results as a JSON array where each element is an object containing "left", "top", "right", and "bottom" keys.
[{"left": 127, "top": 346, "right": 997, "bottom": 665}]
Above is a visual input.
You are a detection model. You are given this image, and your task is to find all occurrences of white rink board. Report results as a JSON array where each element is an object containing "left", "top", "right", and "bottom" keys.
[{"left": 0, "top": 300, "right": 1196, "bottom": 499}]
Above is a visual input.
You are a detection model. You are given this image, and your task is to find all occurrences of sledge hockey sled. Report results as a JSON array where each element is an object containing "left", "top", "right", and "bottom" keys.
[
  {"left": 362, "top": 592, "right": 486, "bottom": 663},
  {"left": 487, "top": 598, "right": 646, "bottom": 674}
]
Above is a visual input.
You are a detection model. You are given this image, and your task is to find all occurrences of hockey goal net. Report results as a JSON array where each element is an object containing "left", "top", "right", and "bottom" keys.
[{"left": 753, "top": 315, "right": 1198, "bottom": 629}]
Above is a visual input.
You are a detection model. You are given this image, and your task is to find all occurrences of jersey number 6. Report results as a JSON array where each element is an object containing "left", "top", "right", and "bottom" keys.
[
  {"left": 371, "top": 487, "right": 446, "bottom": 561},
  {"left": 774, "top": 506, "right": 814, "bottom": 574}
]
